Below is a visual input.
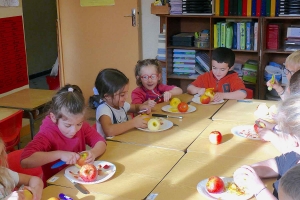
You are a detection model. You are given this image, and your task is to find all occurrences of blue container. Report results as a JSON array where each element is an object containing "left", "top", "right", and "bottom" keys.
[{"left": 264, "top": 65, "right": 282, "bottom": 82}]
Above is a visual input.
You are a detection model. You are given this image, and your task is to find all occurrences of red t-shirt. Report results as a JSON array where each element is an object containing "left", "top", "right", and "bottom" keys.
[
  {"left": 21, "top": 116, "right": 106, "bottom": 184},
  {"left": 191, "top": 71, "right": 246, "bottom": 92}
]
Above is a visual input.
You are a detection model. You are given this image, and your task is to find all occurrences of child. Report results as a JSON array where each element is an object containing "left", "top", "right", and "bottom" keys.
[
  {"left": 278, "top": 164, "right": 300, "bottom": 200},
  {"left": 131, "top": 59, "right": 182, "bottom": 107},
  {"left": 0, "top": 138, "right": 43, "bottom": 200},
  {"left": 187, "top": 47, "right": 246, "bottom": 101},
  {"left": 21, "top": 84, "right": 106, "bottom": 185},
  {"left": 95, "top": 68, "right": 151, "bottom": 137},
  {"left": 267, "top": 50, "right": 300, "bottom": 100},
  {"left": 233, "top": 94, "right": 300, "bottom": 199}
]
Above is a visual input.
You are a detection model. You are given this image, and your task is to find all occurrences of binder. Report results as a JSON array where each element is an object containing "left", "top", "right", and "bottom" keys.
[
  {"left": 221, "top": 22, "right": 227, "bottom": 47},
  {"left": 252, "top": 0, "right": 257, "bottom": 15},
  {"left": 240, "top": 22, "right": 246, "bottom": 50},
  {"left": 195, "top": 52, "right": 210, "bottom": 72},
  {"left": 266, "top": 0, "right": 271, "bottom": 16},
  {"left": 246, "top": 21, "right": 254, "bottom": 50},
  {"left": 253, "top": 22, "right": 258, "bottom": 51},
  {"left": 261, "top": 0, "right": 267, "bottom": 16},
  {"left": 220, "top": 0, "right": 225, "bottom": 15},
  {"left": 217, "top": 22, "right": 222, "bottom": 47},
  {"left": 247, "top": 0, "right": 252, "bottom": 16},
  {"left": 232, "top": 22, "right": 238, "bottom": 49},
  {"left": 226, "top": 23, "right": 233, "bottom": 48},
  {"left": 256, "top": 0, "right": 262, "bottom": 16},
  {"left": 238, "top": 0, "right": 243, "bottom": 15},
  {"left": 242, "top": 0, "right": 248, "bottom": 15},
  {"left": 224, "top": 0, "right": 229, "bottom": 15},
  {"left": 270, "top": 0, "right": 276, "bottom": 16},
  {"left": 214, "top": 24, "right": 218, "bottom": 48},
  {"left": 215, "top": 0, "right": 220, "bottom": 15},
  {"left": 237, "top": 22, "right": 241, "bottom": 49}
]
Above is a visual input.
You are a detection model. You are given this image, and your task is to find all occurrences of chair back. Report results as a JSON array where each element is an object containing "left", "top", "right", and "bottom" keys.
[
  {"left": 0, "top": 110, "right": 23, "bottom": 152},
  {"left": 244, "top": 88, "right": 253, "bottom": 99}
]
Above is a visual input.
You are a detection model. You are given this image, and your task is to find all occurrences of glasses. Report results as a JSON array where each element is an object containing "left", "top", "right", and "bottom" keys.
[
  {"left": 283, "top": 64, "right": 294, "bottom": 75},
  {"left": 140, "top": 74, "right": 158, "bottom": 80}
]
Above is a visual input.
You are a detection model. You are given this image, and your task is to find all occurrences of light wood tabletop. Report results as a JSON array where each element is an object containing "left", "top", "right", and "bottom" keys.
[
  {"left": 148, "top": 152, "right": 276, "bottom": 200},
  {"left": 0, "top": 108, "right": 21, "bottom": 120},
  {"left": 107, "top": 93, "right": 225, "bottom": 151},
  {"left": 47, "top": 141, "right": 184, "bottom": 200},
  {"left": 211, "top": 99, "right": 279, "bottom": 122},
  {"left": 42, "top": 185, "right": 118, "bottom": 200}
]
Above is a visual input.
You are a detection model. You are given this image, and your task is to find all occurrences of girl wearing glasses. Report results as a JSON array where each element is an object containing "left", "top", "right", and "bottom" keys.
[
  {"left": 267, "top": 50, "right": 300, "bottom": 99},
  {"left": 132, "top": 59, "right": 182, "bottom": 107}
]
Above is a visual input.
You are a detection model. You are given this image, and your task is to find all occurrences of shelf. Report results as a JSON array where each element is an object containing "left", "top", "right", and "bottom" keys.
[
  {"left": 263, "top": 49, "right": 295, "bottom": 54},
  {"left": 167, "top": 46, "right": 210, "bottom": 51}
]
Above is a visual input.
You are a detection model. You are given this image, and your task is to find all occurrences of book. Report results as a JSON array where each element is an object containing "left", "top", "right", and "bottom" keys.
[
  {"left": 270, "top": 0, "right": 276, "bottom": 16},
  {"left": 173, "top": 63, "right": 196, "bottom": 68},
  {"left": 261, "top": 0, "right": 267, "bottom": 16},
  {"left": 215, "top": 0, "right": 220, "bottom": 15},
  {"left": 238, "top": 0, "right": 243, "bottom": 15},
  {"left": 237, "top": 22, "right": 241, "bottom": 49},
  {"left": 240, "top": 22, "right": 246, "bottom": 50},
  {"left": 246, "top": 21, "right": 254, "bottom": 50},
  {"left": 224, "top": 0, "right": 229, "bottom": 15},
  {"left": 214, "top": 24, "right": 218, "bottom": 48},
  {"left": 266, "top": 23, "right": 281, "bottom": 49},
  {"left": 173, "top": 49, "right": 196, "bottom": 53},
  {"left": 287, "top": 27, "right": 300, "bottom": 38},
  {"left": 242, "top": 0, "right": 248, "bottom": 15},
  {"left": 256, "top": 0, "right": 262, "bottom": 16},
  {"left": 221, "top": 22, "right": 227, "bottom": 47},
  {"left": 266, "top": 0, "right": 271, "bottom": 16},
  {"left": 226, "top": 22, "right": 233, "bottom": 48},
  {"left": 232, "top": 22, "right": 237, "bottom": 49},
  {"left": 217, "top": 22, "right": 222, "bottom": 47},
  {"left": 229, "top": 0, "right": 234, "bottom": 15},
  {"left": 247, "top": 0, "right": 252, "bottom": 16},
  {"left": 252, "top": 0, "right": 257, "bottom": 15},
  {"left": 195, "top": 52, "right": 210, "bottom": 72},
  {"left": 253, "top": 22, "right": 258, "bottom": 51},
  {"left": 220, "top": 0, "right": 225, "bottom": 15},
  {"left": 173, "top": 58, "right": 196, "bottom": 63}
]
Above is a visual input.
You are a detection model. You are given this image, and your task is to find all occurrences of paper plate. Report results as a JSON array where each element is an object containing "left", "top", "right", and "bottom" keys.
[
  {"left": 137, "top": 118, "right": 173, "bottom": 132},
  {"left": 161, "top": 105, "right": 196, "bottom": 113},
  {"left": 64, "top": 161, "right": 116, "bottom": 184},
  {"left": 231, "top": 125, "right": 260, "bottom": 140}
]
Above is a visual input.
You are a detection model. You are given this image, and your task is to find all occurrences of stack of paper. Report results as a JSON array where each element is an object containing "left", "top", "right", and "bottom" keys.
[{"left": 173, "top": 49, "right": 196, "bottom": 75}]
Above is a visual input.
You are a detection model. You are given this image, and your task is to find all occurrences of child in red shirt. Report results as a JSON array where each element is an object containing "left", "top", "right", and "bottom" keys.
[
  {"left": 21, "top": 84, "right": 106, "bottom": 184},
  {"left": 187, "top": 47, "right": 246, "bottom": 101}
]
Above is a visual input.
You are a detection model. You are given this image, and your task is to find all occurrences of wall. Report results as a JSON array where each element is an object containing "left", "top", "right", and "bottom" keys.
[{"left": 22, "top": 0, "right": 58, "bottom": 75}]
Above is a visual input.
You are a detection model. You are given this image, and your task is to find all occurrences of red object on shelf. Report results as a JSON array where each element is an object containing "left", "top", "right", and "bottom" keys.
[{"left": 46, "top": 74, "right": 60, "bottom": 90}]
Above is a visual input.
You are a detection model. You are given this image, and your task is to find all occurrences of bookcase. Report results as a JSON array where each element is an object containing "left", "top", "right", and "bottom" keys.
[
  {"left": 159, "top": 15, "right": 261, "bottom": 99},
  {"left": 260, "top": 17, "right": 300, "bottom": 99}
]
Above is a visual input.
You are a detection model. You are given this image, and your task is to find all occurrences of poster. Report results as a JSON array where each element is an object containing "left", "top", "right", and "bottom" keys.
[
  {"left": 80, "top": 0, "right": 115, "bottom": 7},
  {"left": 0, "top": 0, "right": 19, "bottom": 6}
]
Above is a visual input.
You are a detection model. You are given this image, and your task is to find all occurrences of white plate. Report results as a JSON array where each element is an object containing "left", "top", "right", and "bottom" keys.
[
  {"left": 197, "top": 177, "right": 253, "bottom": 200},
  {"left": 231, "top": 125, "right": 260, "bottom": 140},
  {"left": 137, "top": 118, "right": 173, "bottom": 132},
  {"left": 64, "top": 161, "right": 116, "bottom": 184},
  {"left": 161, "top": 105, "right": 196, "bottom": 113},
  {"left": 192, "top": 97, "right": 225, "bottom": 105}
]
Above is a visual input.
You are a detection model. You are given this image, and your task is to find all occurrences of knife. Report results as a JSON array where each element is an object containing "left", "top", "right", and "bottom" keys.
[
  {"left": 154, "top": 94, "right": 164, "bottom": 102},
  {"left": 152, "top": 113, "right": 183, "bottom": 119},
  {"left": 64, "top": 174, "right": 90, "bottom": 194},
  {"left": 51, "top": 160, "right": 66, "bottom": 169}
]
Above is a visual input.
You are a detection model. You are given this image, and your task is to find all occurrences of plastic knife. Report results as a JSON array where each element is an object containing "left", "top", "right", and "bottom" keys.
[
  {"left": 51, "top": 160, "right": 66, "bottom": 169},
  {"left": 152, "top": 113, "right": 183, "bottom": 119},
  {"left": 64, "top": 174, "right": 90, "bottom": 194}
]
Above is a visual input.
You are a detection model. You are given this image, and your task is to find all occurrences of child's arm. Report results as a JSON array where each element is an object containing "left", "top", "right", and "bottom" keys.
[
  {"left": 213, "top": 90, "right": 246, "bottom": 101},
  {"left": 187, "top": 84, "right": 205, "bottom": 95},
  {"left": 251, "top": 158, "right": 279, "bottom": 178},
  {"left": 18, "top": 173, "right": 43, "bottom": 200},
  {"left": 100, "top": 114, "right": 149, "bottom": 137},
  {"left": 163, "top": 87, "right": 183, "bottom": 102},
  {"left": 21, "top": 151, "right": 80, "bottom": 168},
  {"left": 84, "top": 141, "right": 106, "bottom": 164}
]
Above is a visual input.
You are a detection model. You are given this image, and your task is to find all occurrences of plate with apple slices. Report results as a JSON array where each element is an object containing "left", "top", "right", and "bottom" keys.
[
  {"left": 231, "top": 125, "right": 260, "bottom": 140},
  {"left": 137, "top": 118, "right": 173, "bottom": 132},
  {"left": 197, "top": 177, "right": 253, "bottom": 200},
  {"left": 192, "top": 97, "right": 225, "bottom": 105},
  {"left": 161, "top": 105, "right": 196, "bottom": 113},
  {"left": 64, "top": 161, "right": 116, "bottom": 184}
]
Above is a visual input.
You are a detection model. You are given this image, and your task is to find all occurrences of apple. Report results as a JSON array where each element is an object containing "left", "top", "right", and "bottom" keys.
[
  {"left": 209, "top": 131, "right": 222, "bottom": 145},
  {"left": 148, "top": 118, "right": 161, "bottom": 131},
  {"left": 254, "top": 103, "right": 269, "bottom": 117},
  {"left": 254, "top": 121, "right": 266, "bottom": 133},
  {"left": 75, "top": 151, "right": 89, "bottom": 168},
  {"left": 24, "top": 189, "right": 33, "bottom": 200},
  {"left": 205, "top": 88, "right": 215, "bottom": 99},
  {"left": 206, "top": 176, "right": 225, "bottom": 194},
  {"left": 200, "top": 94, "right": 210, "bottom": 104},
  {"left": 170, "top": 97, "right": 181, "bottom": 108},
  {"left": 79, "top": 164, "right": 98, "bottom": 182},
  {"left": 177, "top": 102, "right": 189, "bottom": 112}
]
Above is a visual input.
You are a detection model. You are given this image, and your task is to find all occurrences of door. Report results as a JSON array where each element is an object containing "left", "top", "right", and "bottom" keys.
[{"left": 56, "top": 0, "right": 141, "bottom": 102}]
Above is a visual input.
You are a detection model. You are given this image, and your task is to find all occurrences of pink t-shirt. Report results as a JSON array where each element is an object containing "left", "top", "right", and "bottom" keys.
[
  {"left": 131, "top": 84, "right": 175, "bottom": 104},
  {"left": 21, "top": 116, "right": 106, "bottom": 184}
]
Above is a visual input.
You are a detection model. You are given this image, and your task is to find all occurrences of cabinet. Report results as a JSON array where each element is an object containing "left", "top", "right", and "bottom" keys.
[{"left": 260, "top": 17, "right": 300, "bottom": 99}]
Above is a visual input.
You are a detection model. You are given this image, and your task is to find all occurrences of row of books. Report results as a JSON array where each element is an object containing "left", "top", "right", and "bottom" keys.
[{"left": 214, "top": 21, "right": 259, "bottom": 51}]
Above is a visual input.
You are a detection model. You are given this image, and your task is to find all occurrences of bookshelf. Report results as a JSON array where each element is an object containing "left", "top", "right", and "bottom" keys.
[
  {"left": 260, "top": 17, "right": 300, "bottom": 99},
  {"left": 159, "top": 15, "right": 261, "bottom": 99}
]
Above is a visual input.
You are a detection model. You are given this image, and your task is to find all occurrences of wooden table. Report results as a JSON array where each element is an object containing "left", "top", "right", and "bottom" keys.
[
  {"left": 47, "top": 141, "right": 184, "bottom": 200},
  {"left": 211, "top": 99, "right": 279, "bottom": 122},
  {"left": 42, "top": 185, "right": 115, "bottom": 200},
  {"left": 0, "top": 89, "right": 56, "bottom": 138},
  {"left": 108, "top": 94, "right": 225, "bottom": 151},
  {"left": 148, "top": 152, "right": 276, "bottom": 200},
  {"left": 0, "top": 108, "right": 21, "bottom": 120}
]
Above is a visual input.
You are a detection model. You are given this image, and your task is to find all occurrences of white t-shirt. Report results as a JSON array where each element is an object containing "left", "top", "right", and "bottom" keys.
[
  {"left": 0, "top": 168, "right": 19, "bottom": 199},
  {"left": 96, "top": 102, "right": 130, "bottom": 138}
]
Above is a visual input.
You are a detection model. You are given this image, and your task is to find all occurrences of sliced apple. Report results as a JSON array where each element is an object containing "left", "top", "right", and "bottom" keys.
[{"left": 148, "top": 118, "right": 161, "bottom": 131}]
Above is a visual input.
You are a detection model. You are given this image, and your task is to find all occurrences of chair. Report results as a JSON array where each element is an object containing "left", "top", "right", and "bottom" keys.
[
  {"left": 0, "top": 110, "right": 23, "bottom": 152},
  {"left": 244, "top": 88, "right": 253, "bottom": 99},
  {"left": 7, "top": 149, "right": 43, "bottom": 178}
]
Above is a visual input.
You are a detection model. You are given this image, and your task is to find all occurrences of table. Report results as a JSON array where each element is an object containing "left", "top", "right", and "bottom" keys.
[
  {"left": 148, "top": 152, "right": 276, "bottom": 200},
  {"left": 108, "top": 94, "right": 225, "bottom": 151},
  {"left": 212, "top": 99, "right": 279, "bottom": 122},
  {"left": 0, "top": 108, "right": 21, "bottom": 120},
  {"left": 42, "top": 185, "right": 114, "bottom": 200},
  {"left": 0, "top": 89, "right": 56, "bottom": 138},
  {"left": 47, "top": 141, "right": 184, "bottom": 200}
]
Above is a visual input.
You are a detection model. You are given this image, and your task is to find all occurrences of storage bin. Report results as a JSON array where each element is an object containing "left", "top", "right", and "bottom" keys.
[
  {"left": 264, "top": 65, "right": 282, "bottom": 82},
  {"left": 151, "top": 3, "right": 170, "bottom": 14}
]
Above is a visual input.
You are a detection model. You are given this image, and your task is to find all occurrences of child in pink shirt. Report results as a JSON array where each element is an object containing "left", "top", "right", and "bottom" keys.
[{"left": 21, "top": 84, "right": 106, "bottom": 185}]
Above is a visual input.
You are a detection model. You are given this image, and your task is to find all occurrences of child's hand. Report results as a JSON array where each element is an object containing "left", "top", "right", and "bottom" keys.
[
  {"left": 256, "top": 119, "right": 276, "bottom": 130},
  {"left": 212, "top": 92, "right": 224, "bottom": 102},
  {"left": 6, "top": 190, "right": 24, "bottom": 199},
  {"left": 233, "top": 165, "right": 265, "bottom": 195},
  {"left": 133, "top": 114, "right": 148, "bottom": 128},
  {"left": 258, "top": 129, "right": 277, "bottom": 142},
  {"left": 197, "top": 88, "right": 205, "bottom": 96},
  {"left": 163, "top": 91, "right": 172, "bottom": 102},
  {"left": 83, "top": 150, "right": 96, "bottom": 164},
  {"left": 139, "top": 104, "right": 151, "bottom": 114},
  {"left": 60, "top": 152, "right": 80, "bottom": 164},
  {"left": 266, "top": 79, "right": 280, "bottom": 91},
  {"left": 25, "top": 186, "right": 42, "bottom": 200},
  {"left": 144, "top": 99, "right": 156, "bottom": 108}
]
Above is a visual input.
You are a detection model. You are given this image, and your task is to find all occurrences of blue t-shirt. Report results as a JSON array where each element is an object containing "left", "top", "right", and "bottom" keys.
[{"left": 273, "top": 151, "right": 300, "bottom": 198}]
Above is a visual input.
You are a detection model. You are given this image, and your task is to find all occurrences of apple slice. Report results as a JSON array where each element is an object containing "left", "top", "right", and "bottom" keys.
[{"left": 75, "top": 151, "right": 89, "bottom": 169}]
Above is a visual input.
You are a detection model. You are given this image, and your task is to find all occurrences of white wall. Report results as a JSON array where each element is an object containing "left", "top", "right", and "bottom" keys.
[{"left": 141, "top": 0, "right": 160, "bottom": 59}]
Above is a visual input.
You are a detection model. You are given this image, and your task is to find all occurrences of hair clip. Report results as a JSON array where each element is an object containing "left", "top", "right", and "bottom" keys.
[{"left": 68, "top": 88, "right": 74, "bottom": 92}]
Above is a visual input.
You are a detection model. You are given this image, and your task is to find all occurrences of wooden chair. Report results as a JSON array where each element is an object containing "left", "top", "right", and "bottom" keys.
[{"left": 0, "top": 110, "right": 23, "bottom": 152}]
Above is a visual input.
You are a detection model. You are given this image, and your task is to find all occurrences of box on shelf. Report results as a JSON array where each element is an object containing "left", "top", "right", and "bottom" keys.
[
  {"left": 151, "top": 3, "right": 170, "bottom": 14},
  {"left": 242, "top": 60, "right": 258, "bottom": 83},
  {"left": 172, "top": 33, "right": 194, "bottom": 47}
]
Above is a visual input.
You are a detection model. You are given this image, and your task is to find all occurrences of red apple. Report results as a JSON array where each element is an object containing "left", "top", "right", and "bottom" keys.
[
  {"left": 254, "top": 121, "right": 266, "bottom": 134},
  {"left": 209, "top": 131, "right": 222, "bottom": 145},
  {"left": 206, "top": 176, "right": 225, "bottom": 194},
  {"left": 79, "top": 164, "right": 97, "bottom": 182},
  {"left": 200, "top": 94, "right": 210, "bottom": 104},
  {"left": 75, "top": 152, "right": 89, "bottom": 168}
]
